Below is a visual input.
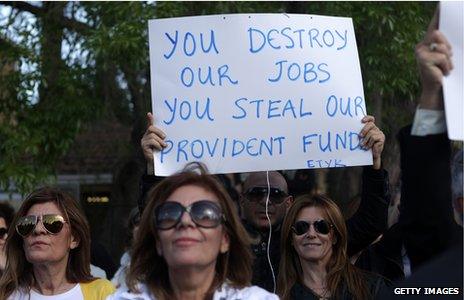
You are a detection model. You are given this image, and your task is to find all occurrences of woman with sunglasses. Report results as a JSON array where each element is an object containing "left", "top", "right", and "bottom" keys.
[
  {"left": 109, "top": 163, "right": 278, "bottom": 300},
  {"left": 277, "top": 195, "right": 387, "bottom": 300},
  {"left": 0, "top": 187, "right": 115, "bottom": 300}
]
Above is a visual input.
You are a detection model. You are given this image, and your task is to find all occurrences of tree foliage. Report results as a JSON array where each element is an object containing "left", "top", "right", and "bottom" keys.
[{"left": 0, "top": 1, "right": 436, "bottom": 194}]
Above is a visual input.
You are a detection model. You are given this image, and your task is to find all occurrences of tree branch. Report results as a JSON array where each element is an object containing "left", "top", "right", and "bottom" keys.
[{"left": 0, "top": 1, "right": 92, "bottom": 34}]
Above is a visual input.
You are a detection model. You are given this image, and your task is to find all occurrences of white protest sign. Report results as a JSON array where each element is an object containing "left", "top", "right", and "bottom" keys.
[
  {"left": 440, "top": 2, "right": 463, "bottom": 141},
  {"left": 148, "top": 14, "right": 372, "bottom": 176}
]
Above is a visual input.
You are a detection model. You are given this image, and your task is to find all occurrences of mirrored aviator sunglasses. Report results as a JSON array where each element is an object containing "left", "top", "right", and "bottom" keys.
[
  {"left": 16, "top": 214, "right": 66, "bottom": 237},
  {"left": 154, "top": 200, "right": 224, "bottom": 230},
  {"left": 292, "top": 220, "right": 332, "bottom": 236},
  {"left": 244, "top": 187, "right": 288, "bottom": 204}
]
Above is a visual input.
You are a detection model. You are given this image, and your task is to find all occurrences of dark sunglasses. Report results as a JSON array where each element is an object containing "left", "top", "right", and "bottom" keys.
[
  {"left": 154, "top": 200, "right": 224, "bottom": 230},
  {"left": 16, "top": 214, "right": 66, "bottom": 237},
  {"left": 292, "top": 220, "right": 333, "bottom": 235},
  {"left": 244, "top": 187, "right": 288, "bottom": 204},
  {"left": 0, "top": 227, "right": 7, "bottom": 239}
]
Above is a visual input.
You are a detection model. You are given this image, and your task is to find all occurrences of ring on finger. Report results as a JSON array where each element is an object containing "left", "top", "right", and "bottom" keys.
[{"left": 429, "top": 42, "right": 438, "bottom": 52}]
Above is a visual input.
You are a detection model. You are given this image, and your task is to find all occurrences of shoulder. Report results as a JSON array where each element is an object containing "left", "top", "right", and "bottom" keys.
[
  {"left": 8, "top": 290, "right": 27, "bottom": 300},
  {"left": 290, "top": 282, "right": 318, "bottom": 300},
  {"left": 361, "top": 272, "right": 390, "bottom": 296},
  {"left": 91, "top": 264, "right": 108, "bottom": 279},
  {"left": 81, "top": 278, "right": 116, "bottom": 299},
  {"left": 106, "top": 283, "right": 154, "bottom": 300},
  {"left": 214, "top": 284, "right": 279, "bottom": 300}
]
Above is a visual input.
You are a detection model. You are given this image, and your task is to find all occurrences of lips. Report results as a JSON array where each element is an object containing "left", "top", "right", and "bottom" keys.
[
  {"left": 30, "top": 240, "right": 48, "bottom": 247},
  {"left": 173, "top": 237, "right": 200, "bottom": 246},
  {"left": 303, "top": 242, "right": 321, "bottom": 247}
]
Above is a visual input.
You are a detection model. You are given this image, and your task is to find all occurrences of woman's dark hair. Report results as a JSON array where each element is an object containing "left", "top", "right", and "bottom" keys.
[
  {"left": 127, "top": 163, "right": 252, "bottom": 299},
  {"left": 0, "top": 187, "right": 94, "bottom": 299},
  {"left": 277, "top": 194, "right": 370, "bottom": 300},
  {"left": 0, "top": 202, "right": 15, "bottom": 228},
  {"left": 124, "top": 207, "right": 141, "bottom": 250}
]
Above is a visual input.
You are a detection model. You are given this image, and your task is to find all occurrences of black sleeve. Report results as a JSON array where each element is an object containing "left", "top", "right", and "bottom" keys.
[
  {"left": 398, "top": 124, "right": 455, "bottom": 270},
  {"left": 137, "top": 173, "right": 165, "bottom": 214},
  {"left": 346, "top": 166, "right": 390, "bottom": 257}
]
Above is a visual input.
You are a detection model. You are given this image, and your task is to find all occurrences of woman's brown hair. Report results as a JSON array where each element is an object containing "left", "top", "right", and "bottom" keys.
[
  {"left": 0, "top": 187, "right": 94, "bottom": 299},
  {"left": 277, "top": 194, "right": 370, "bottom": 300},
  {"left": 127, "top": 163, "right": 252, "bottom": 300}
]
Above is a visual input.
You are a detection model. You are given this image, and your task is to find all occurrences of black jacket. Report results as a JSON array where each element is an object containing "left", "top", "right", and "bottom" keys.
[
  {"left": 378, "top": 125, "right": 463, "bottom": 299},
  {"left": 398, "top": 125, "right": 461, "bottom": 270},
  {"left": 290, "top": 272, "right": 388, "bottom": 299},
  {"left": 354, "top": 223, "right": 405, "bottom": 281}
]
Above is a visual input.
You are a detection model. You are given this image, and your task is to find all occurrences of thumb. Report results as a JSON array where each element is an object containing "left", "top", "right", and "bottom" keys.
[{"left": 146, "top": 112, "right": 154, "bottom": 127}]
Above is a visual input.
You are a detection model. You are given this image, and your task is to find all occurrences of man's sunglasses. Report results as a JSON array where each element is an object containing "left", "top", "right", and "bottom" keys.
[
  {"left": 292, "top": 220, "right": 333, "bottom": 236},
  {"left": 16, "top": 214, "right": 66, "bottom": 237},
  {"left": 244, "top": 187, "right": 288, "bottom": 204},
  {"left": 154, "top": 200, "right": 224, "bottom": 230},
  {"left": 0, "top": 227, "right": 7, "bottom": 239}
]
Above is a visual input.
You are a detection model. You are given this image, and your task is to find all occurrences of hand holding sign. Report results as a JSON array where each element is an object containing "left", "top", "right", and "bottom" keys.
[
  {"left": 360, "top": 115, "right": 385, "bottom": 170},
  {"left": 141, "top": 112, "right": 167, "bottom": 174},
  {"left": 415, "top": 7, "right": 454, "bottom": 110},
  {"left": 439, "top": 1, "right": 463, "bottom": 140}
]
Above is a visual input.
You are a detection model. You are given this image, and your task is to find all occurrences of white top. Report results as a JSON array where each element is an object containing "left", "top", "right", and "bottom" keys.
[
  {"left": 107, "top": 282, "right": 278, "bottom": 300},
  {"left": 411, "top": 107, "right": 446, "bottom": 136},
  {"left": 111, "top": 252, "right": 131, "bottom": 290},
  {"left": 9, "top": 284, "right": 83, "bottom": 300},
  {"left": 91, "top": 264, "right": 108, "bottom": 279}
]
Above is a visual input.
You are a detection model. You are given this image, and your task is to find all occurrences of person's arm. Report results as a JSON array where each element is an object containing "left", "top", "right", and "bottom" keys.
[
  {"left": 347, "top": 167, "right": 390, "bottom": 256},
  {"left": 399, "top": 8, "right": 456, "bottom": 270},
  {"left": 398, "top": 125, "right": 453, "bottom": 269},
  {"left": 411, "top": 7, "right": 452, "bottom": 136},
  {"left": 346, "top": 116, "right": 389, "bottom": 256}
]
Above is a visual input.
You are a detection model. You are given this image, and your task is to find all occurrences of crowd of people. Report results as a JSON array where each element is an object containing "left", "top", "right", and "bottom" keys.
[{"left": 0, "top": 8, "right": 461, "bottom": 300}]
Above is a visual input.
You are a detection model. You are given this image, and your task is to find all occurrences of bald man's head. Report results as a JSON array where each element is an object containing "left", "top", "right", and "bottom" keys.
[
  {"left": 243, "top": 171, "right": 288, "bottom": 193},
  {"left": 241, "top": 171, "right": 292, "bottom": 231}
]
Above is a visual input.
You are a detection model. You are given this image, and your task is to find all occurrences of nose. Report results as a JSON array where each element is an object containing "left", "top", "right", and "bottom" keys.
[
  {"left": 306, "top": 224, "right": 317, "bottom": 238},
  {"left": 32, "top": 218, "right": 47, "bottom": 235},
  {"left": 177, "top": 210, "right": 195, "bottom": 229},
  {"left": 257, "top": 193, "right": 274, "bottom": 206}
]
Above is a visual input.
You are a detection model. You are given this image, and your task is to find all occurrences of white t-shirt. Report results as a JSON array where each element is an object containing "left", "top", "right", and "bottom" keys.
[
  {"left": 108, "top": 282, "right": 278, "bottom": 300},
  {"left": 9, "top": 284, "right": 83, "bottom": 300},
  {"left": 111, "top": 252, "right": 131, "bottom": 290}
]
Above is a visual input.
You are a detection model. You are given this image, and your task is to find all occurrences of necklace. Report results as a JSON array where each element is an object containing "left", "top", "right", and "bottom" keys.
[{"left": 310, "top": 286, "right": 330, "bottom": 300}]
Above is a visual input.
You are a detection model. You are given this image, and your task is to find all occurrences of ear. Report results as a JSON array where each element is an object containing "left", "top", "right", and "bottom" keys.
[
  {"left": 220, "top": 231, "right": 230, "bottom": 254},
  {"left": 285, "top": 196, "right": 294, "bottom": 209},
  {"left": 239, "top": 195, "right": 245, "bottom": 207},
  {"left": 70, "top": 234, "right": 79, "bottom": 250},
  {"left": 156, "top": 239, "right": 163, "bottom": 256},
  {"left": 332, "top": 234, "right": 337, "bottom": 245}
]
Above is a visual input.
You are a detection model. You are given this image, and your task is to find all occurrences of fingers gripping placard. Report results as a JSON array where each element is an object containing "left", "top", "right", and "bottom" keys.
[{"left": 148, "top": 14, "right": 372, "bottom": 176}]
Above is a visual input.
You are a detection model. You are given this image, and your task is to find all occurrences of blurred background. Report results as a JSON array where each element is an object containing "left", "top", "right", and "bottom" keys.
[{"left": 0, "top": 1, "right": 437, "bottom": 262}]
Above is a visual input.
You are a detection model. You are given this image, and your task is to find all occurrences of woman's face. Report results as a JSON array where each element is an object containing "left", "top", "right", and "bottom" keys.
[
  {"left": 22, "top": 202, "right": 78, "bottom": 266},
  {"left": 292, "top": 206, "right": 334, "bottom": 265},
  {"left": 156, "top": 185, "right": 229, "bottom": 269}
]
